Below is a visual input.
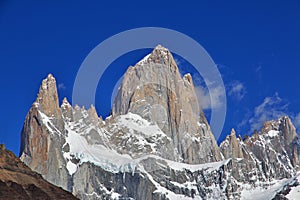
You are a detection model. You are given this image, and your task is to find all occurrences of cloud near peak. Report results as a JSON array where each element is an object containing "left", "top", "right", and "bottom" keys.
[
  {"left": 239, "top": 93, "right": 290, "bottom": 133},
  {"left": 228, "top": 81, "right": 246, "bottom": 101}
]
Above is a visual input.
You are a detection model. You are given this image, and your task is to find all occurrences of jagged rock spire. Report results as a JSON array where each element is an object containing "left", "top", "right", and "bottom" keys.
[
  {"left": 20, "top": 74, "right": 67, "bottom": 187},
  {"left": 278, "top": 116, "right": 299, "bottom": 167},
  {"left": 112, "top": 45, "right": 221, "bottom": 164},
  {"left": 61, "top": 97, "right": 73, "bottom": 121},
  {"left": 35, "top": 74, "right": 61, "bottom": 119},
  {"left": 220, "top": 128, "right": 244, "bottom": 159}
]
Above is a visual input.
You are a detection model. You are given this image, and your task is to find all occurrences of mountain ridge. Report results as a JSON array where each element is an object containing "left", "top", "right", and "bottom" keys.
[{"left": 19, "top": 45, "right": 300, "bottom": 199}]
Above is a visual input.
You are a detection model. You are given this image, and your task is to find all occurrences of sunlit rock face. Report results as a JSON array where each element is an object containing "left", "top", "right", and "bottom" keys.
[{"left": 112, "top": 45, "right": 221, "bottom": 164}]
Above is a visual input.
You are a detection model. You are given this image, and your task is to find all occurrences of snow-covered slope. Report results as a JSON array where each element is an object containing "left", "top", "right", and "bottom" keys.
[{"left": 286, "top": 173, "right": 300, "bottom": 199}]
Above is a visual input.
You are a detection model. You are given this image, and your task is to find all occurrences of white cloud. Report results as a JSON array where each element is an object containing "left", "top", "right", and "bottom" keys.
[
  {"left": 294, "top": 113, "right": 300, "bottom": 131},
  {"left": 248, "top": 93, "right": 289, "bottom": 132},
  {"left": 58, "top": 83, "right": 66, "bottom": 90},
  {"left": 174, "top": 58, "right": 183, "bottom": 66},
  {"left": 238, "top": 92, "right": 300, "bottom": 134},
  {"left": 195, "top": 85, "right": 225, "bottom": 110},
  {"left": 228, "top": 81, "right": 246, "bottom": 101}
]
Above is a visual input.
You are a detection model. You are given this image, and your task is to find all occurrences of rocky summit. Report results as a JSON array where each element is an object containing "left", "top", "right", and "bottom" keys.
[
  {"left": 112, "top": 45, "right": 221, "bottom": 164},
  {"left": 19, "top": 45, "right": 300, "bottom": 199}
]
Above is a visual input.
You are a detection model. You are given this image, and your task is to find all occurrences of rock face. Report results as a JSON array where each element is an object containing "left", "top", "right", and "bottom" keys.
[
  {"left": 20, "top": 74, "right": 70, "bottom": 190},
  {"left": 0, "top": 144, "right": 77, "bottom": 200},
  {"left": 19, "top": 45, "right": 300, "bottom": 199},
  {"left": 220, "top": 116, "right": 300, "bottom": 184},
  {"left": 112, "top": 45, "right": 221, "bottom": 164},
  {"left": 220, "top": 129, "right": 244, "bottom": 159}
]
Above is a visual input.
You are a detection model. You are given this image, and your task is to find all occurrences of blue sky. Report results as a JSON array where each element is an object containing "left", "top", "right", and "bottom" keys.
[{"left": 0, "top": 1, "right": 300, "bottom": 155}]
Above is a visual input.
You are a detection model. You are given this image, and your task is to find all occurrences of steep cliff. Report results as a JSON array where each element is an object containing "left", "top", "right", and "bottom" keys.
[{"left": 112, "top": 45, "right": 221, "bottom": 164}]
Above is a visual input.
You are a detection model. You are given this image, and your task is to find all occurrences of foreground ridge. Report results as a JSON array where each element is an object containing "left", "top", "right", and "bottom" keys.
[{"left": 0, "top": 144, "right": 77, "bottom": 199}]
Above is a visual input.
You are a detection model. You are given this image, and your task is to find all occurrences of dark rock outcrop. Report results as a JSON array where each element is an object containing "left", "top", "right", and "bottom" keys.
[{"left": 0, "top": 144, "right": 77, "bottom": 200}]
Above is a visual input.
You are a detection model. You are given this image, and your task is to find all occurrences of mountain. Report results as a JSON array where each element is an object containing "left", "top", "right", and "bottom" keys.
[
  {"left": 19, "top": 45, "right": 300, "bottom": 199},
  {"left": 0, "top": 144, "right": 77, "bottom": 200},
  {"left": 220, "top": 117, "right": 300, "bottom": 182},
  {"left": 112, "top": 45, "right": 221, "bottom": 164}
]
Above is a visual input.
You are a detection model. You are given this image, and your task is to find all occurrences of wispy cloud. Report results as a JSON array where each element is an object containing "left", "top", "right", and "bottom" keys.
[
  {"left": 294, "top": 113, "right": 300, "bottom": 131},
  {"left": 247, "top": 93, "right": 289, "bottom": 132},
  {"left": 255, "top": 64, "right": 262, "bottom": 73},
  {"left": 174, "top": 57, "right": 183, "bottom": 66},
  {"left": 238, "top": 92, "right": 300, "bottom": 134},
  {"left": 58, "top": 83, "right": 66, "bottom": 90},
  {"left": 173, "top": 55, "right": 226, "bottom": 110},
  {"left": 195, "top": 84, "right": 225, "bottom": 110},
  {"left": 228, "top": 81, "right": 246, "bottom": 101},
  {"left": 254, "top": 63, "right": 263, "bottom": 80}
]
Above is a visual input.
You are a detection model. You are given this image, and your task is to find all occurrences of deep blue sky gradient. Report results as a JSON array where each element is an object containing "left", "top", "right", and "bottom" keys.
[{"left": 0, "top": 0, "right": 300, "bottom": 155}]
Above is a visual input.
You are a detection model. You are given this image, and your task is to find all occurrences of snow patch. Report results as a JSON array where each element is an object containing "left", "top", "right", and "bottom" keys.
[
  {"left": 166, "top": 158, "right": 231, "bottom": 173},
  {"left": 137, "top": 53, "right": 151, "bottom": 66},
  {"left": 64, "top": 124, "right": 134, "bottom": 174},
  {"left": 241, "top": 176, "right": 297, "bottom": 200},
  {"left": 268, "top": 130, "right": 279, "bottom": 138},
  {"left": 286, "top": 174, "right": 300, "bottom": 199},
  {"left": 117, "top": 112, "right": 166, "bottom": 137},
  {"left": 38, "top": 111, "right": 61, "bottom": 135},
  {"left": 66, "top": 161, "right": 77, "bottom": 176}
]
